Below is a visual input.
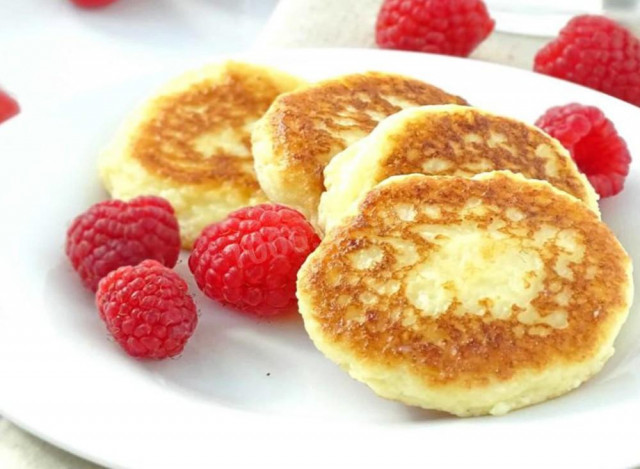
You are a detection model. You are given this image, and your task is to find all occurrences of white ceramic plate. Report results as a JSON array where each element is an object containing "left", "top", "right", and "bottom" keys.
[{"left": 1, "top": 49, "right": 639, "bottom": 469}]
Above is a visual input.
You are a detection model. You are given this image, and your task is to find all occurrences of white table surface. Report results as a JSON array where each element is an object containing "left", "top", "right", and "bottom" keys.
[{"left": 0, "top": 0, "right": 554, "bottom": 467}]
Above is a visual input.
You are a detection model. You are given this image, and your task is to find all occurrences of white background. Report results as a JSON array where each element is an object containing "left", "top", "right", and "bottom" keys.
[{"left": 0, "top": 1, "right": 278, "bottom": 112}]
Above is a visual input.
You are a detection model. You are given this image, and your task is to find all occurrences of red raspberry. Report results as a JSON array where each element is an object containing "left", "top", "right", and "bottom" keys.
[
  {"left": 0, "top": 89, "right": 19, "bottom": 124},
  {"left": 71, "top": 0, "right": 119, "bottom": 8},
  {"left": 536, "top": 103, "right": 631, "bottom": 198},
  {"left": 189, "top": 204, "right": 320, "bottom": 317},
  {"left": 96, "top": 260, "right": 197, "bottom": 359},
  {"left": 534, "top": 15, "right": 640, "bottom": 106},
  {"left": 66, "top": 196, "right": 181, "bottom": 291},
  {"left": 375, "top": 0, "right": 495, "bottom": 57}
]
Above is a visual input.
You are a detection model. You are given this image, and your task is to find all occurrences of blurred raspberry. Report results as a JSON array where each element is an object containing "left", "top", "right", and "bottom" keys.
[
  {"left": 189, "top": 204, "right": 320, "bottom": 317},
  {"left": 0, "top": 89, "right": 19, "bottom": 124},
  {"left": 534, "top": 15, "right": 640, "bottom": 106},
  {"left": 376, "top": 0, "right": 495, "bottom": 57},
  {"left": 536, "top": 103, "right": 631, "bottom": 198},
  {"left": 71, "top": 0, "right": 119, "bottom": 8}
]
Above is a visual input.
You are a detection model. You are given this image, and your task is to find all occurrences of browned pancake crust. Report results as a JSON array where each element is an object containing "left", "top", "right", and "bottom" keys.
[
  {"left": 302, "top": 174, "right": 629, "bottom": 387},
  {"left": 267, "top": 72, "right": 467, "bottom": 193},
  {"left": 378, "top": 110, "right": 593, "bottom": 205},
  {"left": 131, "top": 63, "right": 290, "bottom": 187}
]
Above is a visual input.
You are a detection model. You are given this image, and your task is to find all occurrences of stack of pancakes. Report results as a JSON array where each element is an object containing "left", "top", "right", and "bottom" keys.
[{"left": 100, "top": 60, "right": 633, "bottom": 416}]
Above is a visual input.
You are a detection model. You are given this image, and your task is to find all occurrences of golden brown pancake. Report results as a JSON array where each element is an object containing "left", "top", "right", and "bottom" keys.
[
  {"left": 320, "top": 105, "right": 599, "bottom": 233},
  {"left": 251, "top": 72, "right": 467, "bottom": 226},
  {"left": 298, "top": 171, "right": 633, "bottom": 416},
  {"left": 100, "top": 61, "right": 305, "bottom": 248}
]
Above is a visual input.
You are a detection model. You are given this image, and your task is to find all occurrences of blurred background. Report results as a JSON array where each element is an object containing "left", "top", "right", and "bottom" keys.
[
  {"left": 2, "top": 0, "right": 639, "bottom": 114},
  {"left": 1, "top": 0, "right": 639, "bottom": 467}
]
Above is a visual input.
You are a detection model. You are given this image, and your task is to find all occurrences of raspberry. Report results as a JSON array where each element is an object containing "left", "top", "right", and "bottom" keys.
[
  {"left": 375, "top": 0, "right": 495, "bottom": 57},
  {"left": 0, "top": 89, "right": 19, "bottom": 124},
  {"left": 189, "top": 204, "right": 320, "bottom": 317},
  {"left": 66, "top": 196, "right": 181, "bottom": 291},
  {"left": 536, "top": 103, "right": 631, "bottom": 198},
  {"left": 534, "top": 15, "right": 640, "bottom": 106},
  {"left": 96, "top": 260, "right": 197, "bottom": 359},
  {"left": 71, "top": 0, "right": 119, "bottom": 8}
]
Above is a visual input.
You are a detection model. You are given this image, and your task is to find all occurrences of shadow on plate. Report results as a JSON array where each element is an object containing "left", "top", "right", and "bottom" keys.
[{"left": 44, "top": 254, "right": 640, "bottom": 425}]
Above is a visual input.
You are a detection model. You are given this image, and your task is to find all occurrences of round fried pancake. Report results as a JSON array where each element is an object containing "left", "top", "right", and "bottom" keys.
[
  {"left": 298, "top": 171, "right": 632, "bottom": 417},
  {"left": 100, "top": 61, "right": 305, "bottom": 248},
  {"left": 320, "top": 105, "right": 600, "bottom": 233},
  {"left": 251, "top": 72, "right": 467, "bottom": 226}
]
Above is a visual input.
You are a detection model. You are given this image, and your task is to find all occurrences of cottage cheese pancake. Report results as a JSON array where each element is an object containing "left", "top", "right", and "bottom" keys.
[
  {"left": 100, "top": 61, "right": 305, "bottom": 248},
  {"left": 320, "top": 105, "right": 599, "bottom": 233},
  {"left": 298, "top": 171, "right": 632, "bottom": 416},
  {"left": 251, "top": 72, "right": 467, "bottom": 226}
]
